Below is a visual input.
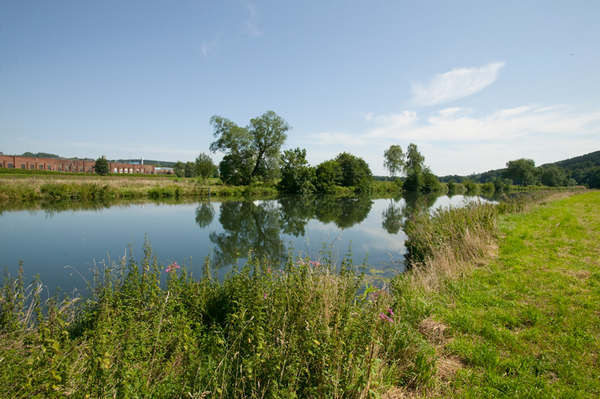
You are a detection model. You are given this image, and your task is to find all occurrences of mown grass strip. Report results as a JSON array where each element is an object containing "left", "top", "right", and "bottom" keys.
[{"left": 425, "top": 192, "right": 600, "bottom": 397}]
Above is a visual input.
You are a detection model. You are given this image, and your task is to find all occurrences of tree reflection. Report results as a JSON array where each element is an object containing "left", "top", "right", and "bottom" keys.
[
  {"left": 195, "top": 202, "right": 215, "bottom": 228},
  {"left": 203, "top": 196, "right": 374, "bottom": 269},
  {"left": 381, "top": 192, "right": 443, "bottom": 235},
  {"left": 209, "top": 201, "right": 285, "bottom": 267},
  {"left": 381, "top": 199, "right": 404, "bottom": 234},
  {"left": 314, "top": 196, "right": 372, "bottom": 229},
  {"left": 278, "top": 196, "right": 315, "bottom": 237},
  {"left": 403, "top": 191, "right": 439, "bottom": 217}
]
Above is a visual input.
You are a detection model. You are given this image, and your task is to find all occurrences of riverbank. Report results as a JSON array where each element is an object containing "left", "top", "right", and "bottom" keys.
[
  {"left": 0, "top": 189, "right": 595, "bottom": 397},
  {"left": 398, "top": 190, "right": 600, "bottom": 397},
  {"left": 0, "top": 174, "right": 279, "bottom": 203},
  {"left": 0, "top": 171, "right": 582, "bottom": 205}
]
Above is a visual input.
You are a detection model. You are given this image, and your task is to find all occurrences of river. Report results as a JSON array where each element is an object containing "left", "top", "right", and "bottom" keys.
[{"left": 0, "top": 194, "right": 492, "bottom": 294}]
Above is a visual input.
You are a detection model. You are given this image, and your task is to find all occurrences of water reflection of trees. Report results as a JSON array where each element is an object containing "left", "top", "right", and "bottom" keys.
[
  {"left": 381, "top": 200, "right": 403, "bottom": 234},
  {"left": 205, "top": 196, "right": 374, "bottom": 267},
  {"left": 380, "top": 192, "right": 441, "bottom": 234},
  {"left": 209, "top": 201, "right": 285, "bottom": 267},
  {"left": 195, "top": 202, "right": 215, "bottom": 228},
  {"left": 314, "top": 196, "right": 373, "bottom": 229},
  {"left": 202, "top": 192, "right": 484, "bottom": 269}
]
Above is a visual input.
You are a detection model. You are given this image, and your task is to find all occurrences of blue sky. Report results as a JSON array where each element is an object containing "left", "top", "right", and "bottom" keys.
[{"left": 1, "top": 1, "right": 599, "bottom": 175}]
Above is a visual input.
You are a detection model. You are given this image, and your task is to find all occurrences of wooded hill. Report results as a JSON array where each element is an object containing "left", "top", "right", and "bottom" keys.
[{"left": 439, "top": 150, "right": 600, "bottom": 188}]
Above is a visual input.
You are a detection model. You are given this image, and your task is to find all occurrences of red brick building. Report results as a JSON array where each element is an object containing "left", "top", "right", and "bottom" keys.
[{"left": 0, "top": 155, "right": 155, "bottom": 174}]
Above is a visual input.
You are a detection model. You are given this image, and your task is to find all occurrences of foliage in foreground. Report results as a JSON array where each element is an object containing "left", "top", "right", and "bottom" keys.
[{"left": 0, "top": 250, "right": 436, "bottom": 398}]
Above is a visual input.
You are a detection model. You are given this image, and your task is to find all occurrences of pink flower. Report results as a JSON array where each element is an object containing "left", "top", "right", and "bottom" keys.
[
  {"left": 309, "top": 260, "right": 321, "bottom": 267},
  {"left": 379, "top": 312, "right": 394, "bottom": 323},
  {"left": 263, "top": 293, "right": 268, "bottom": 299},
  {"left": 387, "top": 308, "right": 394, "bottom": 316},
  {"left": 165, "top": 262, "right": 180, "bottom": 273}
]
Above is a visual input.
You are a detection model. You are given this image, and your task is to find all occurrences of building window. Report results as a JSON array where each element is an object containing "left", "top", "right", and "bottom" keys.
[
  {"left": 30, "top": 165, "right": 35, "bottom": 169},
  {"left": 21, "top": 164, "right": 25, "bottom": 169},
  {"left": 39, "top": 165, "right": 44, "bottom": 169},
  {"left": 113, "top": 168, "right": 117, "bottom": 173},
  {"left": 8, "top": 163, "right": 14, "bottom": 168}
]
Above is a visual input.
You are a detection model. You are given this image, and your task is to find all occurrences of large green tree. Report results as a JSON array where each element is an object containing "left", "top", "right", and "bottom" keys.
[
  {"left": 210, "top": 111, "right": 289, "bottom": 185},
  {"left": 402, "top": 143, "right": 426, "bottom": 192},
  {"left": 540, "top": 165, "right": 567, "bottom": 187},
  {"left": 404, "top": 143, "right": 425, "bottom": 177},
  {"left": 184, "top": 162, "right": 196, "bottom": 178},
  {"left": 503, "top": 159, "right": 539, "bottom": 186},
  {"left": 278, "top": 148, "right": 315, "bottom": 194},
  {"left": 335, "top": 152, "right": 373, "bottom": 193},
  {"left": 195, "top": 153, "right": 216, "bottom": 180},
  {"left": 314, "top": 160, "right": 342, "bottom": 194},
  {"left": 383, "top": 145, "right": 405, "bottom": 179}
]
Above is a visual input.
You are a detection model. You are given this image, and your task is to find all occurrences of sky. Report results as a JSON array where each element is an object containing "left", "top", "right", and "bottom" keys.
[{"left": 1, "top": 1, "right": 599, "bottom": 176}]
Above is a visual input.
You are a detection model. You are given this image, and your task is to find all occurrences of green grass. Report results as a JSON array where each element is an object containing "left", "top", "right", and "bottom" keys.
[
  {"left": 420, "top": 191, "right": 600, "bottom": 397},
  {"left": 0, "top": 176, "right": 278, "bottom": 203}
]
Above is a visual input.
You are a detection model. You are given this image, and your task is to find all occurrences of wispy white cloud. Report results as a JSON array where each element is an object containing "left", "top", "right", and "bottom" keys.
[
  {"left": 411, "top": 62, "right": 505, "bottom": 106},
  {"left": 244, "top": 2, "right": 261, "bottom": 37},
  {"left": 307, "top": 104, "right": 600, "bottom": 175}
]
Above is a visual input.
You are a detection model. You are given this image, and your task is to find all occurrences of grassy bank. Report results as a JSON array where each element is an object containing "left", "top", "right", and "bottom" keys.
[
  {"left": 0, "top": 189, "right": 594, "bottom": 397},
  {"left": 399, "top": 191, "right": 600, "bottom": 397},
  {"left": 0, "top": 176, "right": 278, "bottom": 203}
]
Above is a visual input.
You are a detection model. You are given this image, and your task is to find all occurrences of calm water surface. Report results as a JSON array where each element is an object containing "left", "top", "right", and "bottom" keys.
[{"left": 0, "top": 195, "right": 489, "bottom": 294}]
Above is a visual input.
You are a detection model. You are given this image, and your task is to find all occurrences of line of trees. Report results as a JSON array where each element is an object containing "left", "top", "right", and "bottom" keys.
[
  {"left": 206, "top": 111, "right": 447, "bottom": 195},
  {"left": 173, "top": 154, "right": 218, "bottom": 179},
  {"left": 382, "top": 143, "right": 442, "bottom": 194},
  {"left": 174, "top": 110, "right": 587, "bottom": 194},
  {"left": 207, "top": 111, "right": 377, "bottom": 194},
  {"left": 501, "top": 158, "right": 577, "bottom": 187}
]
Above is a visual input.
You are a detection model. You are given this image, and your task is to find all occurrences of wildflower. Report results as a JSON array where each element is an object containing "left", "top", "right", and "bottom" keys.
[
  {"left": 165, "top": 262, "right": 180, "bottom": 273},
  {"left": 263, "top": 293, "right": 268, "bottom": 299},
  {"left": 309, "top": 260, "right": 321, "bottom": 267},
  {"left": 379, "top": 312, "right": 394, "bottom": 323},
  {"left": 387, "top": 307, "right": 394, "bottom": 317}
]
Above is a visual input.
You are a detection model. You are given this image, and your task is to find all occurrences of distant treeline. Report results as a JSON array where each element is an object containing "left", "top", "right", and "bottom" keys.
[{"left": 439, "top": 150, "right": 600, "bottom": 188}]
